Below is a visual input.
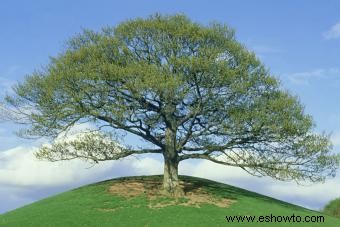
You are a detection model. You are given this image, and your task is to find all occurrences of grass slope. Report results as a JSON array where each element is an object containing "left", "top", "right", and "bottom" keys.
[{"left": 0, "top": 175, "right": 338, "bottom": 227}]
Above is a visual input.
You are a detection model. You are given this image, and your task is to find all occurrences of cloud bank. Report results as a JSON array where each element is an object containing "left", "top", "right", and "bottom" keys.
[{"left": 1, "top": 143, "right": 340, "bottom": 214}]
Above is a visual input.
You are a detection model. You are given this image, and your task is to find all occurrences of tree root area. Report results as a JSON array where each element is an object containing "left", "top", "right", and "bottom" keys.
[{"left": 107, "top": 178, "right": 234, "bottom": 209}]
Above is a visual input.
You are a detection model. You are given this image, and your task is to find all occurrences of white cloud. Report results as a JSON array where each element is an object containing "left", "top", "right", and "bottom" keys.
[
  {"left": 1, "top": 142, "right": 340, "bottom": 213},
  {"left": 323, "top": 22, "right": 340, "bottom": 40},
  {"left": 180, "top": 159, "right": 250, "bottom": 182},
  {"left": 131, "top": 156, "right": 163, "bottom": 175},
  {"left": 0, "top": 77, "right": 16, "bottom": 96},
  {"left": 267, "top": 179, "right": 340, "bottom": 208},
  {"left": 0, "top": 146, "right": 113, "bottom": 187},
  {"left": 331, "top": 132, "right": 340, "bottom": 147},
  {"left": 283, "top": 68, "right": 340, "bottom": 85},
  {"left": 0, "top": 141, "right": 164, "bottom": 213},
  {"left": 0, "top": 120, "right": 161, "bottom": 188},
  {"left": 0, "top": 65, "right": 25, "bottom": 96},
  {"left": 285, "top": 69, "right": 325, "bottom": 85},
  {"left": 0, "top": 145, "right": 164, "bottom": 188}
]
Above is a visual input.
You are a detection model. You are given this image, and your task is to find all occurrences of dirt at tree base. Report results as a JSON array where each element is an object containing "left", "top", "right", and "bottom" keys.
[{"left": 107, "top": 178, "right": 235, "bottom": 209}]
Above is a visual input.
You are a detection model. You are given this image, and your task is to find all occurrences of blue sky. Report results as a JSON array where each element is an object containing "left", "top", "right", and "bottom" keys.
[{"left": 1, "top": 0, "right": 340, "bottom": 214}]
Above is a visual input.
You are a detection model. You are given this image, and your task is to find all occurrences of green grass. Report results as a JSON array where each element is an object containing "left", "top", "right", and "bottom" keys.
[{"left": 0, "top": 175, "right": 339, "bottom": 226}]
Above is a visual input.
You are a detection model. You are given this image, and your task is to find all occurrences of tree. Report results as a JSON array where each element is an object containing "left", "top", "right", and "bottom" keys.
[
  {"left": 323, "top": 198, "right": 340, "bottom": 218},
  {"left": 3, "top": 14, "right": 339, "bottom": 196}
]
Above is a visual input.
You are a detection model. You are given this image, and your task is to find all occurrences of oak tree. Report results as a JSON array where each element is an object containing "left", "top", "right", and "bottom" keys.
[{"left": 4, "top": 14, "right": 339, "bottom": 196}]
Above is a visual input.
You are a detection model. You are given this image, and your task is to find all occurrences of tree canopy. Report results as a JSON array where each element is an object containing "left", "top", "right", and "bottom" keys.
[
  {"left": 324, "top": 198, "right": 340, "bottom": 218},
  {"left": 3, "top": 14, "right": 339, "bottom": 195}
]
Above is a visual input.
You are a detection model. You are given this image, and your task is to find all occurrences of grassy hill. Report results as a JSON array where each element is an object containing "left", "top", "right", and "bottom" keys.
[{"left": 0, "top": 175, "right": 339, "bottom": 226}]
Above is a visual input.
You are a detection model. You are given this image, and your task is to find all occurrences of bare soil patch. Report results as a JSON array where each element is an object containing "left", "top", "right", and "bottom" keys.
[{"left": 107, "top": 178, "right": 234, "bottom": 209}]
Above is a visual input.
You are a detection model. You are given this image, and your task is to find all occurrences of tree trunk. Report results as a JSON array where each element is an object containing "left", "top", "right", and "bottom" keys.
[
  {"left": 162, "top": 153, "right": 184, "bottom": 196},
  {"left": 162, "top": 126, "right": 184, "bottom": 196}
]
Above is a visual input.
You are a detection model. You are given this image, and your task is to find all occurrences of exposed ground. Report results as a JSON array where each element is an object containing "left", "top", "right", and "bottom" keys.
[{"left": 107, "top": 178, "right": 234, "bottom": 208}]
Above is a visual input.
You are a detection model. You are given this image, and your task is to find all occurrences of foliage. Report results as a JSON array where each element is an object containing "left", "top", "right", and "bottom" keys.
[{"left": 324, "top": 198, "right": 340, "bottom": 218}]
